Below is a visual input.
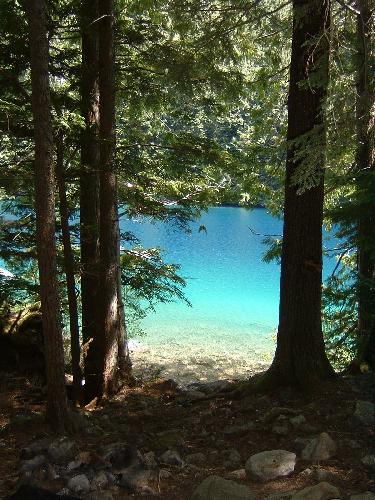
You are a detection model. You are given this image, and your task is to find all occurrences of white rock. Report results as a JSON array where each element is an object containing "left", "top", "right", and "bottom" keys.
[
  {"left": 67, "top": 474, "right": 91, "bottom": 495},
  {"left": 245, "top": 450, "right": 296, "bottom": 482},
  {"left": 191, "top": 475, "right": 255, "bottom": 499},
  {"left": 302, "top": 433, "right": 337, "bottom": 462},
  {"left": 291, "top": 482, "right": 340, "bottom": 500}
]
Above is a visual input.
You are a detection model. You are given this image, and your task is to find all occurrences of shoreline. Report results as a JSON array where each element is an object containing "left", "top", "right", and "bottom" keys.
[{"left": 129, "top": 338, "right": 272, "bottom": 387}]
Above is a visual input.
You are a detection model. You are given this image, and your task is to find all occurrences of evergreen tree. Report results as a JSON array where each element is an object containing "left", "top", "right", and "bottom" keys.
[
  {"left": 260, "top": 0, "right": 335, "bottom": 390},
  {"left": 26, "top": 0, "right": 69, "bottom": 430}
]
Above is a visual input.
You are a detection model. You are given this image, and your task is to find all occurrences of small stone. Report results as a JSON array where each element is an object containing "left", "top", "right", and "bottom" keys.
[
  {"left": 21, "top": 454, "right": 46, "bottom": 472},
  {"left": 21, "top": 438, "right": 50, "bottom": 459},
  {"left": 85, "top": 492, "right": 113, "bottom": 500},
  {"left": 228, "top": 469, "right": 246, "bottom": 480},
  {"left": 186, "top": 452, "right": 207, "bottom": 465},
  {"left": 91, "top": 471, "right": 108, "bottom": 490},
  {"left": 223, "top": 423, "right": 254, "bottom": 437},
  {"left": 191, "top": 475, "right": 255, "bottom": 499},
  {"left": 159, "top": 468, "right": 172, "bottom": 479},
  {"left": 142, "top": 451, "right": 158, "bottom": 468},
  {"left": 263, "top": 407, "right": 297, "bottom": 423},
  {"left": 222, "top": 449, "right": 241, "bottom": 469},
  {"left": 290, "top": 415, "right": 306, "bottom": 427},
  {"left": 350, "top": 492, "right": 375, "bottom": 500},
  {"left": 291, "top": 482, "right": 340, "bottom": 500},
  {"left": 273, "top": 426, "right": 289, "bottom": 436},
  {"left": 353, "top": 401, "right": 375, "bottom": 426},
  {"left": 245, "top": 450, "right": 296, "bottom": 482},
  {"left": 48, "top": 438, "right": 77, "bottom": 463},
  {"left": 301, "top": 433, "right": 337, "bottom": 462},
  {"left": 119, "top": 466, "right": 158, "bottom": 495},
  {"left": 160, "top": 449, "right": 184, "bottom": 467},
  {"left": 362, "top": 455, "right": 375, "bottom": 469},
  {"left": 67, "top": 460, "right": 82, "bottom": 471},
  {"left": 67, "top": 474, "right": 91, "bottom": 495},
  {"left": 101, "top": 443, "right": 139, "bottom": 468}
]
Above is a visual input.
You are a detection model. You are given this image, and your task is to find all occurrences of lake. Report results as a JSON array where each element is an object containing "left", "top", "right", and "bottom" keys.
[{"left": 124, "top": 207, "right": 338, "bottom": 385}]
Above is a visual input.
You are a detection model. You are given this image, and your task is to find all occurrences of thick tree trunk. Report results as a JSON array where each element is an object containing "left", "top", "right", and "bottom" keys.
[
  {"left": 98, "top": 0, "right": 125, "bottom": 397},
  {"left": 26, "top": 0, "right": 69, "bottom": 431},
  {"left": 80, "top": 0, "right": 101, "bottom": 402},
  {"left": 56, "top": 133, "right": 83, "bottom": 404},
  {"left": 260, "top": 0, "right": 334, "bottom": 391},
  {"left": 356, "top": 0, "right": 375, "bottom": 363}
]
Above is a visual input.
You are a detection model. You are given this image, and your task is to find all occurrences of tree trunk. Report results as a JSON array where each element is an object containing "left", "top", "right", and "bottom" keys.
[
  {"left": 260, "top": 0, "right": 335, "bottom": 391},
  {"left": 97, "top": 0, "right": 124, "bottom": 397},
  {"left": 355, "top": 0, "right": 375, "bottom": 363},
  {"left": 26, "top": 0, "right": 69, "bottom": 431},
  {"left": 80, "top": 0, "right": 101, "bottom": 402},
  {"left": 56, "top": 132, "right": 83, "bottom": 404}
]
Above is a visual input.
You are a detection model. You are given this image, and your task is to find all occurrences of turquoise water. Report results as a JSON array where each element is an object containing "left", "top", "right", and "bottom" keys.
[{"left": 123, "top": 207, "right": 338, "bottom": 383}]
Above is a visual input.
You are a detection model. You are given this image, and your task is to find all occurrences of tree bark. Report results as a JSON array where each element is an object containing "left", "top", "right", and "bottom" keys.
[
  {"left": 260, "top": 0, "right": 335, "bottom": 391},
  {"left": 80, "top": 0, "right": 101, "bottom": 402},
  {"left": 355, "top": 0, "right": 375, "bottom": 363},
  {"left": 26, "top": 0, "right": 69, "bottom": 431},
  {"left": 97, "top": 0, "right": 125, "bottom": 397},
  {"left": 56, "top": 132, "right": 83, "bottom": 404}
]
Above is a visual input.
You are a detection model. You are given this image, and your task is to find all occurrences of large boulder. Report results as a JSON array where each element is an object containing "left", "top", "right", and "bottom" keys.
[
  {"left": 245, "top": 450, "right": 296, "bottom": 482},
  {"left": 291, "top": 482, "right": 340, "bottom": 500},
  {"left": 191, "top": 475, "right": 255, "bottom": 500}
]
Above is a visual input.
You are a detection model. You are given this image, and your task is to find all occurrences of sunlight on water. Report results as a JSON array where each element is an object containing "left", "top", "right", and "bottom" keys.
[{"left": 123, "top": 207, "right": 338, "bottom": 385}]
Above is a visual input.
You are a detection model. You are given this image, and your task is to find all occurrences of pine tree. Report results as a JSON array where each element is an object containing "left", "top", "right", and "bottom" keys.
[
  {"left": 26, "top": 0, "right": 70, "bottom": 430},
  {"left": 260, "top": 0, "right": 335, "bottom": 390}
]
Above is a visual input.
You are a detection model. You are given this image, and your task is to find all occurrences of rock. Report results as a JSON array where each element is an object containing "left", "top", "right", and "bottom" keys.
[
  {"left": 48, "top": 438, "right": 77, "bottom": 463},
  {"left": 21, "top": 438, "right": 50, "bottom": 459},
  {"left": 273, "top": 425, "right": 289, "bottom": 436},
  {"left": 91, "top": 471, "right": 108, "bottom": 490},
  {"left": 353, "top": 401, "right": 375, "bottom": 426},
  {"left": 191, "top": 475, "right": 255, "bottom": 500},
  {"left": 222, "top": 449, "right": 241, "bottom": 469},
  {"left": 153, "top": 429, "right": 185, "bottom": 452},
  {"left": 101, "top": 443, "right": 139, "bottom": 468},
  {"left": 159, "top": 468, "right": 172, "bottom": 479},
  {"left": 85, "top": 492, "right": 113, "bottom": 500},
  {"left": 290, "top": 415, "right": 306, "bottom": 428},
  {"left": 4, "top": 485, "right": 79, "bottom": 499},
  {"left": 21, "top": 454, "right": 46, "bottom": 472},
  {"left": 263, "top": 407, "right": 297, "bottom": 423},
  {"left": 160, "top": 449, "right": 185, "bottom": 467},
  {"left": 184, "top": 390, "right": 206, "bottom": 400},
  {"left": 291, "top": 482, "right": 340, "bottom": 500},
  {"left": 362, "top": 455, "right": 375, "bottom": 470},
  {"left": 267, "top": 492, "right": 297, "bottom": 500},
  {"left": 314, "top": 468, "right": 340, "bottom": 482},
  {"left": 223, "top": 423, "right": 254, "bottom": 437},
  {"left": 300, "top": 423, "right": 319, "bottom": 435},
  {"left": 245, "top": 450, "right": 296, "bottom": 482},
  {"left": 301, "top": 433, "right": 337, "bottom": 462},
  {"left": 142, "top": 451, "right": 158, "bottom": 468},
  {"left": 228, "top": 469, "right": 246, "bottom": 480},
  {"left": 67, "top": 474, "right": 91, "bottom": 495},
  {"left": 350, "top": 493, "right": 375, "bottom": 500},
  {"left": 119, "top": 466, "right": 158, "bottom": 495},
  {"left": 186, "top": 452, "right": 207, "bottom": 465}
]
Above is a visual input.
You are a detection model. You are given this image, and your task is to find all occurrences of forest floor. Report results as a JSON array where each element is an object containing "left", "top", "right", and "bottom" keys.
[{"left": 0, "top": 371, "right": 374, "bottom": 499}]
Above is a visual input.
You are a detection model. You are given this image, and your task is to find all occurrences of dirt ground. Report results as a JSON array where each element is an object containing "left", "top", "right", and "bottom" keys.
[{"left": 0, "top": 372, "right": 374, "bottom": 499}]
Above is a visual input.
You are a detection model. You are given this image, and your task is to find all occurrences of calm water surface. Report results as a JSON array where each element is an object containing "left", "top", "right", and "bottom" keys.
[{"left": 123, "top": 207, "right": 337, "bottom": 383}]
